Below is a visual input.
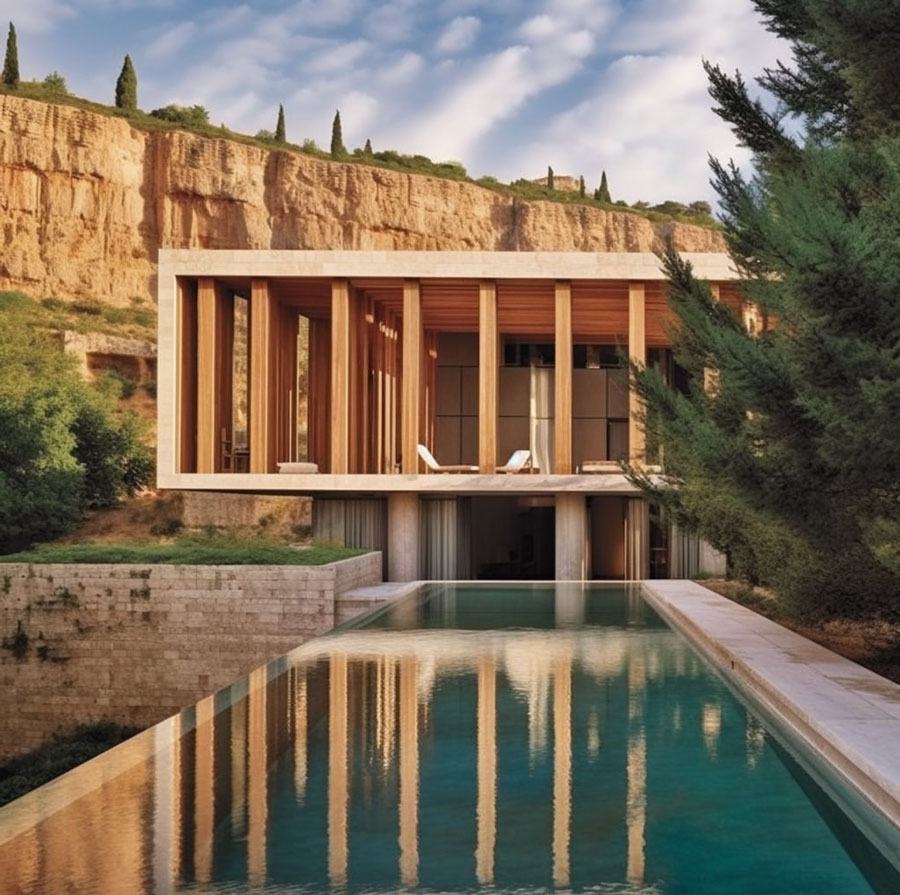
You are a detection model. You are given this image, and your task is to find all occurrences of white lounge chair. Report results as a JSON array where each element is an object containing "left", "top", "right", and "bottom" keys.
[
  {"left": 496, "top": 449, "right": 534, "bottom": 474},
  {"left": 417, "top": 444, "right": 478, "bottom": 473}
]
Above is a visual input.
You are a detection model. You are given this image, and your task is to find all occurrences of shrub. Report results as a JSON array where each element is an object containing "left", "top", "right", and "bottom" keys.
[
  {"left": 42, "top": 71, "right": 67, "bottom": 94},
  {"left": 0, "top": 315, "right": 153, "bottom": 551},
  {"left": 149, "top": 104, "right": 210, "bottom": 127}
]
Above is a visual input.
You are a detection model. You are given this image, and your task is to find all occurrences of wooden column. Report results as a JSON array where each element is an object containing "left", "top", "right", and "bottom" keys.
[
  {"left": 401, "top": 280, "right": 422, "bottom": 474},
  {"left": 176, "top": 279, "right": 198, "bottom": 473},
  {"left": 479, "top": 281, "right": 498, "bottom": 473},
  {"left": 331, "top": 280, "right": 351, "bottom": 474},
  {"left": 196, "top": 279, "right": 233, "bottom": 473},
  {"left": 628, "top": 283, "right": 646, "bottom": 466},
  {"left": 250, "top": 279, "right": 275, "bottom": 474},
  {"left": 554, "top": 281, "right": 573, "bottom": 474}
]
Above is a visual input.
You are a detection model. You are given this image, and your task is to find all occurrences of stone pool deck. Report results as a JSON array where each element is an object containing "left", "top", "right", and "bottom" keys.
[{"left": 643, "top": 580, "right": 900, "bottom": 838}]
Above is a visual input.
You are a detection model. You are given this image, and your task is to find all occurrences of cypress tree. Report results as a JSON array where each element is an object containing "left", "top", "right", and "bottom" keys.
[
  {"left": 330, "top": 110, "right": 346, "bottom": 158},
  {"left": 579, "top": 175, "right": 585, "bottom": 198},
  {"left": 547, "top": 166, "right": 554, "bottom": 190},
  {"left": 597, "top": 170, "right": 611, "bottom": 203},
  {"left": 364, "top": 138, "right": 372, "bottom": 155},
  {"left": 115, "top": 55, "right": 137, "bottom": 111},
  {"left": 632, "top": 0, "right": 900, "bottom": 618},
  {"left": 275, "top": 104, "right": 286, "bottom": 143},
  {"left": 2, "top": 22, "right": 19, "bottom": 89}
]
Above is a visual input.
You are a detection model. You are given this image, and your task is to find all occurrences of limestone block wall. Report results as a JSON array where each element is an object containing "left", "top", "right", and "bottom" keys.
[{"left": 0, "top": 553, "right": 382, "bottom": 759}]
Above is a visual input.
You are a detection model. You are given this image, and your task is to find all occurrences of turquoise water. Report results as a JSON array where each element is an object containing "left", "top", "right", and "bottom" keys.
[{"left": 1, "top": 583, "right": 899, "bottom": 894}]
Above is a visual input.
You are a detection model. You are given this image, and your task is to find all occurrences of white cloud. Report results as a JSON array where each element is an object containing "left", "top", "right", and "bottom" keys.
[
  {"left": 518, "top": 15, "right": 557, "bottom": 41},
  {"left": 0, "top": 0, "right": 74, "bottom": 33},
  {"left": 435, "top": 15, "right": 480, "bottom": 54},
  {"left": 146, "top": 20, "right": 196, "bottom": 59},
  {"left": 380, "top": 51, "right": 423, "bottom": 86},
  {"left": 306, "top": 39, "right": 369, "bottom": 74}
]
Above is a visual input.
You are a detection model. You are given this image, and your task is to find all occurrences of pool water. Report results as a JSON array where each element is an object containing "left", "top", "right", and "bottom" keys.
[{"left": 1, "top": 583, "right": 899, "bottom": 894}]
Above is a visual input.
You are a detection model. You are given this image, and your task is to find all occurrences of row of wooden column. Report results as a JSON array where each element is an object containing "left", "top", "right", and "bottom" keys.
[
  {"left": 179, "top": 278, "right": 298, "bottom": 475},
  {"left": 328, "top": 279, "right": 649, "bottom": 476},
  {"left": 181, "top": 276, "right": 650, "bottom": 476}
]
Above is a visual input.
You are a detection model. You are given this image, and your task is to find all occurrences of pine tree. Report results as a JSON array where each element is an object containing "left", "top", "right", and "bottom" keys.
[
  {"left": 275, "top": 104, "right": 286, "bottom": 143},
  {"left": 632, "top": 0, "right": 900, "bottom": 618},
  {"left": 115, "top": 55, "right": 137, "bottom": 111},
  {"left": 330, "top": 110, "right": 346, "bottom": 158},
  {"left": 2, "top": 22, "right": 19, "bottom": 89},
  {"left": 364, "top": 138, "right": 372, "bottom": 155},
  {"left": 547, "top": 166, "right": 554, "bottom": 190},
  {"left": 596, "top": 170, "right": 611, "bottom": 203}
]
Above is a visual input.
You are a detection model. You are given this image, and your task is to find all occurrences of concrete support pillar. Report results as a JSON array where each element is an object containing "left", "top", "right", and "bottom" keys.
[
  {"left": 479, "top": 281, "right": 498, "bottom": 473},
  {"left": 401, "top": 281, "right": 422, "bottom": 474},
  {"left": 555, "top": 493, "right": 587, "bottom": 581},
  {"left": 388, "top": 492, "right": 420, "bottom": 581},
  {"left": 331, "top": 280, "right": 351, "bottom": 474},
  {"left": 625, "top": 498, "right": 650, "bottom": 580},
  {"left": 628, "top": 283, "right": 646, "bottom": 466},
  {"left": 554, "top": 281, "right": 573, "bottom": 474}
]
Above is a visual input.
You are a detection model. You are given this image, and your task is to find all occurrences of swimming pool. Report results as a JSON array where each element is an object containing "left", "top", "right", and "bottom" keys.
[{"left": 1, "top": 583, "right": 898, "bottom": 894}]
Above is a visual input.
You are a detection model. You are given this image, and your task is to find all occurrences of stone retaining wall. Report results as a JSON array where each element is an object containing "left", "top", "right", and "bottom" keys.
[{"left": 0, "top": 552, "right": 382, "bottom": 759}]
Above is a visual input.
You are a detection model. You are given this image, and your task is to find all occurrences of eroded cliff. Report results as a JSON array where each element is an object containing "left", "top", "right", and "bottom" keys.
[{"left": 0, "top": 94, "right": 726, "bottom": 307}]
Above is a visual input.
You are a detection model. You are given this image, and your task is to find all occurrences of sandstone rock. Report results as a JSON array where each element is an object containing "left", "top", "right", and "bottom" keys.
[{"left": 0, "top": 95, "right": 727, "bottom": 308}]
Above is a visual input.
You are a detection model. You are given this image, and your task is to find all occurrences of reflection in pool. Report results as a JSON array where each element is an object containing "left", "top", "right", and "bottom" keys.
[{"left": 1, "top": 583, "right": 898, "bottom": 894}]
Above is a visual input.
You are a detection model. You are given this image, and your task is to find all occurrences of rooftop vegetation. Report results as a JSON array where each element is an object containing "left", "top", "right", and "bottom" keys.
[{"left": 0, "top": 531, "right": 364, "bottom": 566}]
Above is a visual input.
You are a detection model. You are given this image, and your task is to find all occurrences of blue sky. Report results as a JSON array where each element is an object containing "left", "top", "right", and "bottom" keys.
[{"left": 2, "top": 0, "right": 788, "bottom": 205}]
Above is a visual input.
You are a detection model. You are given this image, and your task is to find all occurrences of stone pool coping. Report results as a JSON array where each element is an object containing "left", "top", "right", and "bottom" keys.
[{"left": 642, "top": 580, "right": 900, "bottom": 834}]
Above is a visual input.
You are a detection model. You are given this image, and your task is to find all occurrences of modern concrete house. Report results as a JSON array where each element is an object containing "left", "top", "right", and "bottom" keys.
[{"left": 157, "top": 250, "right": 738, "bottom": 582}]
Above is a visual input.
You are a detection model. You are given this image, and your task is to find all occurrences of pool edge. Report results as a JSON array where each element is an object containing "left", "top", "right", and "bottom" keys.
[{"left": 642, "top": 580, "right": 900, "bottom": 848}]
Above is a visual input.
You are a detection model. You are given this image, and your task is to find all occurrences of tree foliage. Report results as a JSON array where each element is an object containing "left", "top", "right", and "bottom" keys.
[
  {"left": 2, "top": 22, "right": 18, "bottom": 89},
  {"left": 547, "top": 165, "right": 554, "bottom": 190},
  {"left": 595, "top": 170, "right": 611, "bottom": 203},
  {"left": 42, "top": 71, "right": 67, "bottom": 94},
  {"left": 150, "top": 104, "right": 209, "bottom": 127},
  {"left": 0, "top": 308, "right": 153, "bottom": 552},
  {"left": 330, "top": 110, "right": 346, "bottom": 158},
  {"left": 632, "top": 0, "right": 900, "bottom": 618},
  {"left": 115, "top": 54, "right": 137, "bottom": 111},
  {"left": 275, "top": 103, "right": 285, "bottom": 143}
]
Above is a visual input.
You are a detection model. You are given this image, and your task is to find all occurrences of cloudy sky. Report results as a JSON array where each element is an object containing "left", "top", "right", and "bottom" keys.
[{"left": 2, "top": 0, "right": 789, "bottom": 205}]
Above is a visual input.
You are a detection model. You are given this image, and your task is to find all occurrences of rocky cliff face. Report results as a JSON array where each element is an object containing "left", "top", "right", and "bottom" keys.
[{"left": 0, "top": 95, "right": 726, "bottom": 307}]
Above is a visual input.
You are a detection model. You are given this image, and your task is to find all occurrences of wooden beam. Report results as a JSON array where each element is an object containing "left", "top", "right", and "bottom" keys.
[
  {"left": 249, "top": 279, "right": 274, "bottom": 474},
  {"left": 554, "top": 281, "right": 573, "bottom": 474},
  {"left": 401, "top": 280, "right": 422, "bottom": 474},
  {"left": 479, "top": 281, "right": 498, "bottom": 473},
  {"left": 331, "top": 280, "right": 351, "bottom": 474},
  {"left": 628, "top": 283, "right": 646, "bottom": 466}
]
